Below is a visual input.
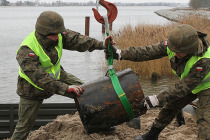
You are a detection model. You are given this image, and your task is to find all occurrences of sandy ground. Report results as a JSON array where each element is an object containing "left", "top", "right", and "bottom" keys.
[
  {"left": 155, "top": 7, "right": 210, "bottom": 21},
  {"left": 8, "top": 108, "right": 197, "bottom": 140}
]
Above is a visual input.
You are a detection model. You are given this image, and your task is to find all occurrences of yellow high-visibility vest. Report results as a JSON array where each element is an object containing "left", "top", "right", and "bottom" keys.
[
  {"left": 167, "top": 47, "right": 210, "bottom": 94},
  {"left": 17, "top": 31, "right": 63, "bottom": 90}
]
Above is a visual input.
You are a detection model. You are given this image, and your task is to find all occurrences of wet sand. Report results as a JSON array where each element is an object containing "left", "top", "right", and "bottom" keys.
[{"left": 8, "top": 108, "right": 197, "bottom": 140}]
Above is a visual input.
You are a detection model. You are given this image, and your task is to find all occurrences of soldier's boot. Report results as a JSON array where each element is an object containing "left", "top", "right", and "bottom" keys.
[{"left": 134, "top": 124, "right": 163, "bottom": 140}]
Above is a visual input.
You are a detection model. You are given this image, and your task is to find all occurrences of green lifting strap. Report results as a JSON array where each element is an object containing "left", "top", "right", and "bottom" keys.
[{"left": 106, "top": 31, "right": 135, "bottom": 120}]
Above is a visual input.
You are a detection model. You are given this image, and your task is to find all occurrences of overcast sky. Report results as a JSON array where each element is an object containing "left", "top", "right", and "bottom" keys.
[{"left": 8, "top": 0, "right": 190, "bottom": 3}]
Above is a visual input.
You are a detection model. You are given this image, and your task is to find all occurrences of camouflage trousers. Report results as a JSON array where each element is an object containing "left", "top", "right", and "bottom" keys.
[
  {"left": 154, "top": 88, "right": 210, "bottom": 140},
  {"left": 11, "top": 73, "right": 83, "bottom": 140},
  {"left": 11, "top": 97, "right": 43, "bottom": 140}
]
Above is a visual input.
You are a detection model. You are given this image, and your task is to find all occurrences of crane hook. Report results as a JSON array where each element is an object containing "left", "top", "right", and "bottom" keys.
[{"left": 92, "top": 0, "right": 118, "bottom": 24}]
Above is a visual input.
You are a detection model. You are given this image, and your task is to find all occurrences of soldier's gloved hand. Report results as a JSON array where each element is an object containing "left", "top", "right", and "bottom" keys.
[
  {"left": 138, "top": 95, "right": 159, "bottom": 110},
  {"left": 104, "top": 36, "right": 116, "bottom": 47},
  {"left": 143, "top": 95, "right": 159, "bottom": 109},
  {"left": 67, "top": 85, "right": 84, "bottom": 97},
  {"left": 104, "top": 36, "right": 121, "bottom": 60}
]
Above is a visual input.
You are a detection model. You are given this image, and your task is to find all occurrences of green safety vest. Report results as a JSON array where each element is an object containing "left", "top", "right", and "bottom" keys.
[
  {"left": 167, "top": 47, "right": 210, "bottom": 94},
  {"left": 17, "top": 31, "right": 63, "bottom": 90}
]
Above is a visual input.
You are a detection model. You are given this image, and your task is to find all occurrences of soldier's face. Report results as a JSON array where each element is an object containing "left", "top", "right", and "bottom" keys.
[
  {"left": 46, "top": 34, "right": 59, "bottom": 47},
  {"left": 47, "top": 34, "right": 59, "bottom": 41},
  {"left": 175, "top": 53, "right": 187, "bottom": 59}
]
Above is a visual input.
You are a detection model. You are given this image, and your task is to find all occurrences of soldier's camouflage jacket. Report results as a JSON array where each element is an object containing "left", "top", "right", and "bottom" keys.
[
  {"left": 120, "top": 31, "right": 210, "bottom": 104},
  {"left": 16, "top": 30, "right": 105, "bottom": 100}
]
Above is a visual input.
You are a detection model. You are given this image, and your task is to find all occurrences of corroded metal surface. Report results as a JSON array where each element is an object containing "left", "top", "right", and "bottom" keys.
[{"left": 74, "top": 68, "right": 146, "bottom": 134}]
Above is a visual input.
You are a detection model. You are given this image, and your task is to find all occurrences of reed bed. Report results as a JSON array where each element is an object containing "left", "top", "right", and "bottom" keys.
[{"left": 110, "top": 15, "right": 210, "bottom": 78}]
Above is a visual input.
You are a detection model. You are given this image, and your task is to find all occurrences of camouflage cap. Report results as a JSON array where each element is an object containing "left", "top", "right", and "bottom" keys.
[
  {"left": 35, "top": 11, "right": 65, "bottom": 36},
  {"left": 168, "top": 24, "right": 199, "bottom": 54}
]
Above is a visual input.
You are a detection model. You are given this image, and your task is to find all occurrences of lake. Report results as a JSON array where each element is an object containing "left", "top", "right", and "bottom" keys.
[{"left": 0, "top": 6, "right": 177, "bottom": 103}]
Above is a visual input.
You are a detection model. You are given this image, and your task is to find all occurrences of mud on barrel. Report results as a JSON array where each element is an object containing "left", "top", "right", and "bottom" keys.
[{"left": 74, "top": 68, "right": 147, "bottom": 134}]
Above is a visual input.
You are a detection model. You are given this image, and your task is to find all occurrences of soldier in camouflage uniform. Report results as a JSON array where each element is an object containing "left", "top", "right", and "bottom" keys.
[
  {"left": 106, "top": 24, "right": 210, "bottom": 140},
  {"left": 11, "top": 11, "right": 107, "bottom": 140}
]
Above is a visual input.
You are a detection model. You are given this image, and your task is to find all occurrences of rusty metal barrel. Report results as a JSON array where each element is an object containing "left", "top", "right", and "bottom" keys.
[{"left": 74, "top": 68, "right": 147, "bottom": 134}]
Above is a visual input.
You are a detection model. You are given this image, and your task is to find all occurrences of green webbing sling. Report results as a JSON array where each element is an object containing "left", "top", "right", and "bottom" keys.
[{"left": 104, "top": 16, "right": 135, "bottom": 120}]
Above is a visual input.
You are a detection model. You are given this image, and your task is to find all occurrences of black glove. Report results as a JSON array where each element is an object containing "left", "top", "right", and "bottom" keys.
[
  {"left": 135, "top": 95, "right": 159, "bottom": 116},
  {"left": 104, "top": 44, "right": 120, "bottom": 60},
  {"left": 135, "top": 98, "right": 147, "bottom": 116},
  {"left": 104, "top": 36, "right": 121, "bottom": 60}
]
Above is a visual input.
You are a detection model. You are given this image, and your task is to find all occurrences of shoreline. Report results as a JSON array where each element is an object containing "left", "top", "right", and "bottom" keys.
[{"left": 155, "top": 7, "right": 210, "bottom": 22}]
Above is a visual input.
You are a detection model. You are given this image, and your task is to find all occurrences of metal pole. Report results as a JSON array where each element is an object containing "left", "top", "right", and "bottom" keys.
[{"left": 85, "top": 16, "right": 90, "bottom": 36}]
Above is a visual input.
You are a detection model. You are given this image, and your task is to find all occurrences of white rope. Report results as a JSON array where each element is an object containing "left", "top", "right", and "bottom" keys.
[
  {"left": 96, "top": 0, "right": 99, "bottom": 11},
  {"left": 108, "top": 65, "right": 113, "bottom": 70},
  {"left": 103, "top": 15, "right": 109, "bottom": 36}
]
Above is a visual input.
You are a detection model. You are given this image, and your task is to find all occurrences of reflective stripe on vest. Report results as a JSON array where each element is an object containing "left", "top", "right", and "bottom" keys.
[
  {"left": 167, "top": 47, "right": 210, "bottom": 94},
  {"left": 17, "top": 31, "right": 63, "bottom": 90}
]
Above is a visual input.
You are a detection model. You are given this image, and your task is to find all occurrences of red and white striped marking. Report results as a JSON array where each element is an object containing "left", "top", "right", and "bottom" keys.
[
  {"left": 196, "top": 67, "right": 203, "bottom": 71},
  {"left": 163, "top": 41, "right": 167, "bottom": 46},
  {"left": 28, "top": 53, "right": 35, "bottom": 57}
]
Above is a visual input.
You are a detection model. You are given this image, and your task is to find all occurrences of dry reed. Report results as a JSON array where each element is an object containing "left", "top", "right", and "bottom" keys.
[{"left": 110, "top": 15, "right": 210, "bottom": 78}]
